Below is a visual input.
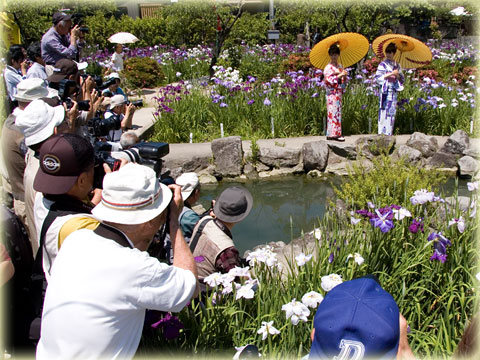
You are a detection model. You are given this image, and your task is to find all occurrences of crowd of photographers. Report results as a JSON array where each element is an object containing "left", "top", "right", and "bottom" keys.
[
  {"left": 1, "top": 10, "right": 257, "bottom": 359},
  {"left": 4, "top": 9, "right": 468, "bottom": 360}
]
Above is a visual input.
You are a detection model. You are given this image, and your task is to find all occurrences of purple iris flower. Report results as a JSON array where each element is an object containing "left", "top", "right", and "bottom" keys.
[
  {"left": 408, "top": 218, "right": 424, "bottom": 234},
  {"left": 361, "top": 104, "right": 367, "bottom": 110},
  {"left": 219, "top": 102, "right": 228, "bottom": 108},
  {"left": 328, "top": 252, "right": 334, "bottom": 263},
  {"left": 263, "top": 98, "right": 271, "bottom": 106},
  {"left": 247, "top": 99, "right": 255, "bottom": 105},
  {"left": 151, "top": 313, "right": 185, "bottom": 340},
  {"left": 430, "top": 251, "right": 447, "bottom": 263},
  {"left": 428, "top": 232, "right": 451, "bottom": 255},
  {"left": 370, "top": 209, "right": 394, "bottom": 233}
]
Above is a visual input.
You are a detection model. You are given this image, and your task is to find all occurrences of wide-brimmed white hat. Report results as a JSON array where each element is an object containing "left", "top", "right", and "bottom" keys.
[
  {"left": 15, "top": 99, "right": 65, "bottom": 146},
  {"left": 107, "top": 72, "right": 121, "bottom": 80},
  {"left": 176, "top": 172, "right": 199, "bottom": 200},
  {"left": 14, "top": 78, "right": 49, "bottom": 102},
  {"left": 74, "top": 60, "right": 88, "bottom": 71},
  {"left": 110, "top": 94, "right": 127, "bottom": 107},
  {"left": 92, "top": 163, "right": 172, "bottom": 225}
]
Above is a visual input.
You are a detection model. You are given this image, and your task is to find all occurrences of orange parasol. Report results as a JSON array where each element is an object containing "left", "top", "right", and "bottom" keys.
[
  {"left": 309, "top": 32, "right": 369, "bottom": 70},
  {"left": 372, "top": 34, "right": 432, "bottom": 69}
]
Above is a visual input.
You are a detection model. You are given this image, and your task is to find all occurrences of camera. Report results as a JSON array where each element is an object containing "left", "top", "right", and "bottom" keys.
[
  {"left": 56, "top": 79, "right": 78, "bottom": 102},
  {"left": 127, "top": 99, "right": 143, "bottom": 107},
  {"left": 80, "top": 74, "right": 117, "bottom": 91},
  {"left": 101, "top": 77, "right": 118, "bottom": 90},
  {"left": 92, "top": 141, "right": 169, "bottom": 189},
  {"left": 72, "top": 13, "right": 88, "bottom": 33},
  {"left": 87, "top": 114, "right": 122, "bottom": 138}
]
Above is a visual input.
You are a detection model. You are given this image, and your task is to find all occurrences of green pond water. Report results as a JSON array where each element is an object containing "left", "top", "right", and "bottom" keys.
[{"left": 198, "top": 176, "right": 469, "bottom": 255}]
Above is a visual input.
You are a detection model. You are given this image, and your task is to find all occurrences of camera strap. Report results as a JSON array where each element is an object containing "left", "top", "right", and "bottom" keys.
[{"left": 189, "top": 217, "right": 213, "bottom": 253}]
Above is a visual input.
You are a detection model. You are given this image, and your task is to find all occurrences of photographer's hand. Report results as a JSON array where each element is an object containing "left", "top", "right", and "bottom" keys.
[
  {"left": 122, "top": 103, "right": 135, "bottom": 130},
  {"left": 20, "top": 60, "right": 29, "bottom": 76},
  {"left": 64, "top": 101, "right": 79, "bottom": 134},
  {"left": 168, "top": 184, "right": 199, "bottom": 297},
  {"left": 85, "top": 76, "right": 96, "bottom": 95},
  {"left": 70, "top": 25, "right": 80, "bottom": 45},
  {"left": 103, "top": 158, "right": 128, "bottom": 174}
]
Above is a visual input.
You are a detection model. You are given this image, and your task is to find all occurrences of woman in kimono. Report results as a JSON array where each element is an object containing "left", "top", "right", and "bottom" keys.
[
  {"left": 324, "top": 43, "right": 348, "bottom": 141},
  {"left": 375, "top": 42, "right": 405, "bottom": 136}
]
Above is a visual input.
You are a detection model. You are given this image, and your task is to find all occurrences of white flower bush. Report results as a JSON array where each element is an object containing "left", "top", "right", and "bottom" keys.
[
  {"left": 246, "top": 246, "right": 278, "bottom": 267},
  {"left": 295, "top": 253, "right": 313, "bottom": 266},
  {"left": 346, "top": 253, "right": 365, "bottom": 266},
  {"left": 321, "top": 273, "right": 343, "bottom": 292},
  {"left": 301, "top": 291, "right": 324, "bottom": 309},
  {"left": 282, "top": 299, "right": 310, "bottom": 325},
  {"left": 257, "top": 321, "right": 280, "bottom": 340}
]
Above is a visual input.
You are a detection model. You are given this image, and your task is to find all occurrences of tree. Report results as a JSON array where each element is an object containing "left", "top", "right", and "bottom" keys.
[{"left": 209, "top": 0, "right": 246, "bottom": 78}]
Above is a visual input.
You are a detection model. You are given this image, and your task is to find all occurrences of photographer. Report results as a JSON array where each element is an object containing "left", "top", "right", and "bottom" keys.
[
  {"left": 101, "top": 72, "right": 127, "bottom": 100},
  {"left": 3, "top": 45, "right": 28, "bottom": 104},
  {"left": 47, "top": 58, "right": 102, "bottom": 132},
  {"left": 103, "top": 95, "right": 136, "bottom": 143},
  {"left": 41, "top": 12, "right": 85, "bottom": 67},
  {"left": 26, "top": 42, "right": 47, "bottom": 83}
]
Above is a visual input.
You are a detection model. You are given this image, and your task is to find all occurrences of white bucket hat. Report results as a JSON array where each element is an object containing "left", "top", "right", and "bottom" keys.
[
  {"left": 107, "top": 72, "right": 121, "bottom": 80},
  {"left": 110, "top": 94, "right": 126, "bottom": 107},
  {"left": 176, "top": 172, "right": 199, "bottom": 200},
  {"left": 15, "top": 99, "right": 65, "bottom": 146},
  {"left": 92, "top": 163, "right": 172, "bottom": 225},
  {"left": 14, "top": 78, "right": 49, "bottom": 102},
  {"left": 74, "top": 60, "right": 88, "bottom": 71}
]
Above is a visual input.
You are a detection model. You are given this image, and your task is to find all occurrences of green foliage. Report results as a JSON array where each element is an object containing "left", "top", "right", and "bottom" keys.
[
  {"left": 122, "top": 57, "right": 164, "bottom": 89},
  {"left": 237, "top": 54, "right": 279, "bottom": 83},
  {"left": 226, "top": 12, "right": 270, "bottom": 47},
  {"left": 138, "top": 180, "right": 478, "bottom": 358},
  {"left": 334, "top": 154, "right": 447, "bottom": 209},
  {"left": 4, "top": 0, "right": 116, "bottom": 46}
]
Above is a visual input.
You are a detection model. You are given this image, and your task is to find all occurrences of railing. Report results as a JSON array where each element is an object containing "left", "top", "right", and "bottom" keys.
[{"left": 139, "top": 4, "right": 162, "bottom": 18}]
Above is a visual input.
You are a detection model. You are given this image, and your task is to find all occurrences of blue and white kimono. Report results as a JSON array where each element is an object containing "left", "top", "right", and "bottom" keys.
[{"left": 374, "top": 60, "right": 404, "bottom": 135}]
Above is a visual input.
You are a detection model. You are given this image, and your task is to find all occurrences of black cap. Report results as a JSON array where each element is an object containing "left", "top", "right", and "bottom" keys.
[
  {"left": 52, "top": 12, "right": 72, "bottom": 25},
  {"left": 34, "top": 134, "right": 94, "bottom": 195},
  {"left": 213, "top": 186, "right": 253, "bottom": 223}
]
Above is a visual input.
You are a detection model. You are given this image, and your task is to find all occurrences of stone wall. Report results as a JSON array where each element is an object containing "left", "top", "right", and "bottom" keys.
[{"left": 162, "top": 131, "right": 479, "bottom": 185}]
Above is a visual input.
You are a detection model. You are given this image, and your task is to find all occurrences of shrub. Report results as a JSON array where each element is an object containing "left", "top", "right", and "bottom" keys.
[
  {"left": 122, "top": 57, "right": 165, "bottom": 89},
  {"left": 279, "top": 53, "right": 312, "bottom": 73},
  {"left": 334, "top": 154, "right": 447, "bottom": 209}
]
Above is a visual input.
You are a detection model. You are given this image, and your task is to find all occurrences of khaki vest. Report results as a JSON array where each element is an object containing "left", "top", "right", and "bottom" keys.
[{"left": 191, "top": 216, "right": 235, "bottom": 281}]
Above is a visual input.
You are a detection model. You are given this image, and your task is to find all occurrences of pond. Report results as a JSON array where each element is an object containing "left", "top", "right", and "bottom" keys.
[{"left": 198, "top": 176, "right": 470, "bottom": 255}]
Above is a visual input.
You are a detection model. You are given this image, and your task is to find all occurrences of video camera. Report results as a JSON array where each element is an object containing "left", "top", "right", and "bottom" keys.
[
  {"left": 127, "top": 99, "right": 143, "bottom": 107},
  {"left": 71, "top": 13, "right": 89, "bottom": 33},
  {"left": 79, "top": 74, "right": 117, "bottom": 91},
  {"left": 87, "top": 113, "right": 122, "bottom": 138},
  {"left": 92, "top": 141, "right": 169, "bottom": 189},
  {"left": 53, "top": 79, "right": 90, "bottom": 111}
]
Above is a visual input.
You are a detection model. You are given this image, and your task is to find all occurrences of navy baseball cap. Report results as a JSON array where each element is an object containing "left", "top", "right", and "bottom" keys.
[{"left": 310, "top": 276, "right": 400, "bottom": 359}]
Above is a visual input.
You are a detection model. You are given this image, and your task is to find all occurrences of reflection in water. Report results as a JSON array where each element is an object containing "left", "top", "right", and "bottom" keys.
[
  {"left": 198, "top": 176, "right": 468, "bottom": 255},
  {"left": 198, "top": 176, "right": 340, "bottom": 255}
]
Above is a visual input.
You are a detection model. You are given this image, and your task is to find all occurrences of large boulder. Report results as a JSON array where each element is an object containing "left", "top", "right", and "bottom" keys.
[
  {"left": 327, "top": 142, "right": 357, "bottom": 159},
  {"left": 211, "top": 136, "right": 243, "bottom": 177},
  {"left": 258, "top": 146, "right": 301, "bottom": 168},
  {"left": 406, "top": 132, "right": 439, "bottom": 158},
  {"left": 303, "top": 140, "right": 329, "bottom": 171},
  {"left": 458, "top": 156, "right": 479, "bottom": 178},
  {"left": 355, "top": 135, "right": 396, "bottom": 158},
  {"left": 392, "top": 145, "right": 423, "bottom": 163},
  {"left": 441, "top": 130, "right": 470, "bottom": 155},
  {"left": 258, "top": 164, "right": 304, "bottom": 178},
  {"left": 463, "top": 147, "right": 480, "bottom": 159},
  {"left": 426, "top": 152, "right": 457, "bottom": 168},
  {"left": 182, "top": 156, "right": 210, "bottom": 172}
]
